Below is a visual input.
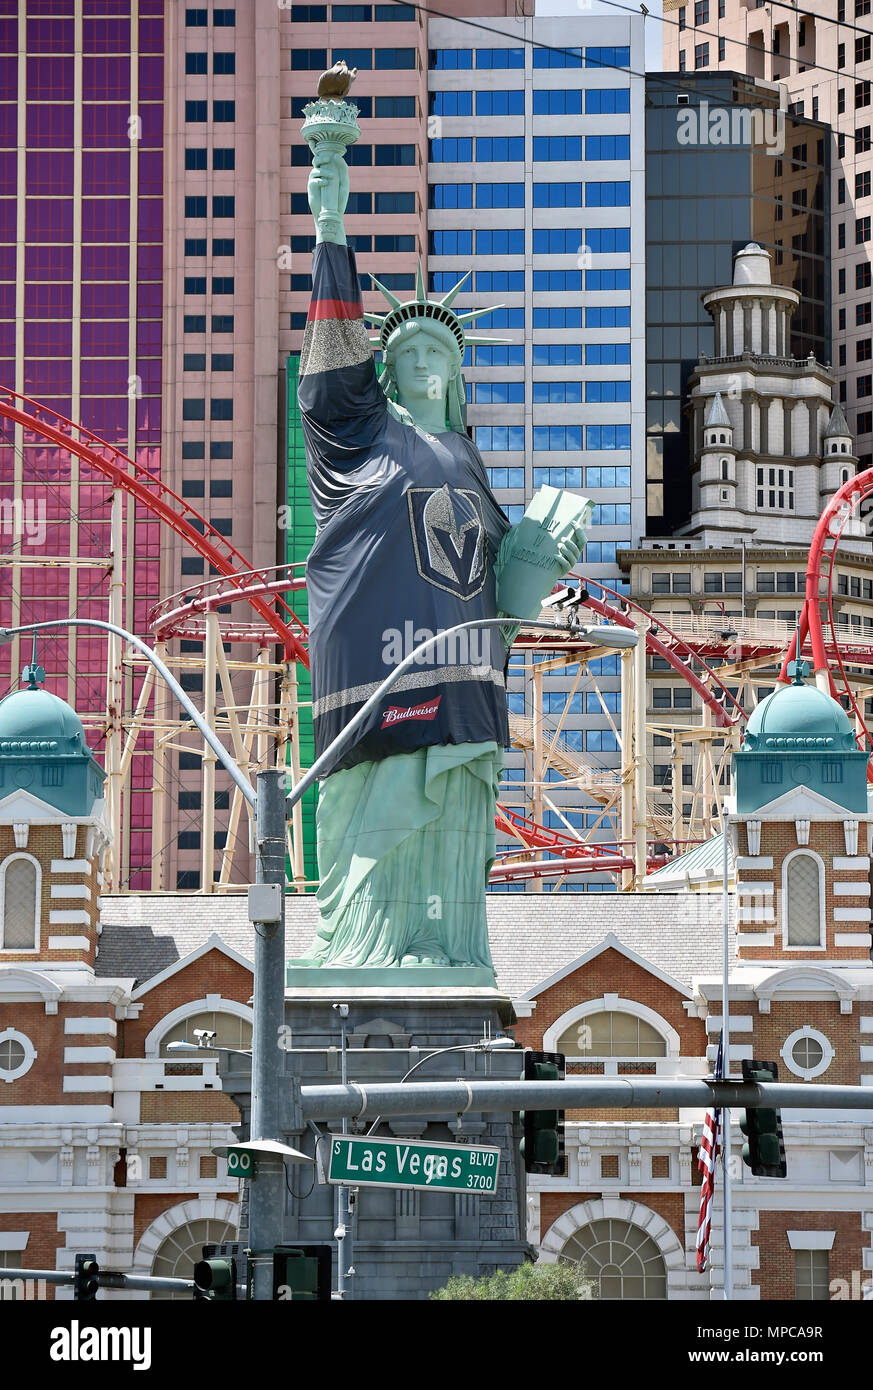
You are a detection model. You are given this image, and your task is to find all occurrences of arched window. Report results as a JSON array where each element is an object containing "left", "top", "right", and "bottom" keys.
[
  {"left": 150, "top": 1217, "right": 237, "bottom": 1301},
  {"left": 159, "top": 1009, "right": 252, "bottom": 1058},
  {"left": 556, "top": 1011, "right": 667, "bottom": 1060},
  {"left": 0, "top": 855, "right": 40, "bottom": 950},
  {"left": 784, "top": 851, "right": 824, "bottom": 947},
  {"left": 559, "top": 1219, "right": 667, "bottom": 1299}
]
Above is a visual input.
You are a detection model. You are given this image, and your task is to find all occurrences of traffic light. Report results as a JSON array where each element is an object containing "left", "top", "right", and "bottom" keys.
[
  {"left": 739, "top": 1059, "right": 787, "bottom": 1178},
  {"left": 193, "top": 1249, "right": 237, "bottom": 1301},
  {"left": 73, "top": 1253, "right": 99, "bottom": 1302},
  {"left": 519, "top": 1050, "right": 566, "bottom": 1176},
  {"left": 270, "top": 1245, "right": 332, "bottom": 1301}
]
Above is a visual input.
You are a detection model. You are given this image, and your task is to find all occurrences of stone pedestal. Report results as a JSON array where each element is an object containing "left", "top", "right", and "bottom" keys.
[{"left": 221, "top": 983, "right": 532, "bottom": 1301}]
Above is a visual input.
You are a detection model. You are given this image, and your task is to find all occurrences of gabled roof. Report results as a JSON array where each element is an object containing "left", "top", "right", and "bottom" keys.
[
  {"left": 129, "top": 932, "right": 253, "bottom": 1000},
  {"left": 517, "top": 931, "right": 692, "bottom": 1002},
  {"left": 643, "top": 830, "right": 734, "bottom": 890}
]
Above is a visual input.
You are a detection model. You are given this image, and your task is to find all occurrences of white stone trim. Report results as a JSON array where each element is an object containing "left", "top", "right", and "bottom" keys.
[
  {"left": 737, "top": 881, "right": 774, "bottom": 893},
  {"left": 50, "top": 884, "right": 91, "bottom": 900},
  {"left": 844, "top": 820, "right": 860, "bottom": 857},
  {"left": 50, "top": 860, "right": 91, "bottom": 875},
  {"left": 63, "top": 1046, "right": 115, "bottom": 1064},
  {"left": 833, "top": 857, "right": 871, "bottom": 871},
  {"left": 542, "top": 996, "right": 681, "bottom": 1060},
  {"left": 62, "top": 1076, "right": 112, "bottom": 1093},
  {"left": 61, "top": 823, "right": 77, "bottom": 858},
  {"left": 735, "top": 856, "right": 773, "bottom": 869},
  {"left": 64, "top": 1017, "right": 116, "bottom": 1036},
  {"left": 706, "top": 1015, "right": 754, "bottom": 1032},
  {"left": 834, "top": 882, "right": 871, "bottom": 896},
  {"left": 144, "top": 995, "right": 254, "bottom": 1058},
  {"left": 834, "top": 907, "right": 872, "bottom": 921},
  {"left": 130, "top": 1198, "right": 239, "bottom": 1274},
  {"left": 0, "top": 1027, "right": 37, "bottom": 1083},
  {"left": 860, "top": 1047, "right": 873, "bottom": 1062},
  {"left": 48, "top": 910, "right": 91, "bottom": 925},
  {"left": 0, "top": 1105, "right": 112, "bottom": 1121},
  {"left": 707, "top": 1043, "right": 754, "bottom": 1062},
  {"left": 0, "top": 1232, "right": 28, "bottom": 1251},
  {"left": 736, "top": 932, "right": 775, "bottom": 946},
  {"left": 786, "top": 1231, "right": 835, "bottom": 1251},
  {"left": 538, "top": 1197, "right": 687, "bottom": 1298},
  {"left": 860, "top": 1018, "right": 873, "bottom": 1033},
  {"left": 780, "top": 1025, "right": 834, "bottom": 1079},
  {"left": 834, "top": 934, "right": 872, "bottom": 948},
  {"left": 12, "top": 824, "right": 27, "bottom": 850},
  {"left": 47, "top": 937, "right": 90, "bottom": 952}
]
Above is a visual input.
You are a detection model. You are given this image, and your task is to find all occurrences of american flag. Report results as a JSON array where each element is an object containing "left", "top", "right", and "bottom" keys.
[{"left": 696, "top": 1031, "right": 723, "bottom": 1274}]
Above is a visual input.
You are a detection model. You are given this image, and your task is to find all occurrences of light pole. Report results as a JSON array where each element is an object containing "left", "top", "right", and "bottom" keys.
[{"left": 364, "top": 1034, "right": 517, "bottom": 1138}]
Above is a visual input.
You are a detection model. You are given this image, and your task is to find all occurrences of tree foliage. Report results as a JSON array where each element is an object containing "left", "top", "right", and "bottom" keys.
[{"left": 430, "top": 1260, "right": 594, "bottom": 1301}]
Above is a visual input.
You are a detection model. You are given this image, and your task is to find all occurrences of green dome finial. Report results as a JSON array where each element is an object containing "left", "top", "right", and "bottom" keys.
[{"left": 21, "top": 634, "right": 45, "bottom": 691}]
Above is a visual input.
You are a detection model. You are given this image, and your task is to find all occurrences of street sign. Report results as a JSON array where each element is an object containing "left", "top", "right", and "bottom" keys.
[
  {"left": 328, "top": 1135, "right": 500, "bottom": 1194},
  {"left": 226, "top": 1146, "right": 256, "bottom": 1179}
]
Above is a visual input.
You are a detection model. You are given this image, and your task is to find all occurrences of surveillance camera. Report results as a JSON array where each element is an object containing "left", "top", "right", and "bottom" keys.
[
  {"left": 542, "top": 586, "right": 580, "bottom": 610},
  {"left": 334, "top": 1225, "right": 347, "bottom": 1240},
  {"left": 332, "top": 1003, "right": 350, "bottom": 1018},
  {"left": 193, "top": 1028, "right": 217, "bottom": 1045}
]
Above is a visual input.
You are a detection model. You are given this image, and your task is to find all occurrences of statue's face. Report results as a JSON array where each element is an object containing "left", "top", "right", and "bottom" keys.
[{"left": 391, "top": 330, "right": 457, "bottom": 413}]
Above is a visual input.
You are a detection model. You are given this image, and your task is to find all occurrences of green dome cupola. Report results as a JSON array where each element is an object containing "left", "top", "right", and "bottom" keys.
[
  {"left": 0, "top": 663, "right": 104, "bottom": 816},
  {"left": 735, "top": 662, "right": 868, "bottom": 813}
]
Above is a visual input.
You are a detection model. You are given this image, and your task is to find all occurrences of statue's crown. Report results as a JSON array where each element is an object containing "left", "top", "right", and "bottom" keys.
[{"left": 365, "top": 263, "right": 511, "bottom": 356}]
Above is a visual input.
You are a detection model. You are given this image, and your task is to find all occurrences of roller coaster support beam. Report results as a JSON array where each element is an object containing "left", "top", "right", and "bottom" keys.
[
  {"left": 620, "top": 642, "right": 634, "bottom": 891},
  {"left": 633, "top": 618, "right": 647, "bottom": 887}
]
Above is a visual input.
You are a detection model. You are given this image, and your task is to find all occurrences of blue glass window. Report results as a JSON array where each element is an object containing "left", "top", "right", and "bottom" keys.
[
  {"left": 532, "top": 228, "right": 583, "bottom": 253},
  {"left": 585, "top": 88, "right": 631, "bottom": 113},
  {"left": 476, "top": 183, "right": 524, "bottom": 208},
  {"left": 185, "top": 148, "right": 207, "bottom": 170},
  {"left": 476, "top": 228, "right": 524, "bottom": 255},
  {"left": 589, "top": 504, "right": 630, "bottom": 526},
  {"left": 185, "top": 100, "right": 207, "bottom": 122},
  {"left": 585, "top": 135, "right": 631, "bottom": 160},
  {"left": 429, "top": 230, "right": 473, "bottom": 256},
  {"left": 212, "top": 276, "right": 234, "bottom": 294},
  {"left": 345, "top": 192, "right": 372, "bottom": 214},
  {"left": 431, "top": 138, "right": 473, "bottom": 162},
  {"left": 185, "top": 195, "right": 207, "bottom": 217},
  {"left": 430, "top": 91, "right": 472, "bottom": 116},
  {"left": 476, "top": 48, "right": 524, "bottom": 68},
  {"left": 586, "top": 381, "right": 631, "bottom": 402},
  {"left": 485, "top": 308, "right": 524, "bottom": 328},
  {"left": 375, "top": 3, "right": 414, "bottom": 17},
  {"left": 214, "top": 148, "right": 235, "bottom": 170},
  {"left": 475, "top": 344, "right": 525, "bottom": 366},
  {"left": 371, "top": 272, "right": 414, "bottom": 291},
  {"left": 375, "top": 48, "right": 415, "bottom": 68},
  {"left": 532, "top": 382, "right": 583, "bottom": 403},
  {"left": 476, "top": 270, "right": 525, "bottom": 291},
  {"left": 333, "top": 4, "right": 372, "bottom": 19},
  {"left": 585, "top": 181, "right": 631, "bottom": 206},
  {"left": 589, "top": 655, "right": 621, "bottom": 674},
  {"left": 343, "top": 144, "right": 372, "bottom": 166},
  {"left": 586, "top": 425, "right": 631, "bottom": 449},
  {"left": 332, "top": 47, "right": 372, "bottom": 69},
  {"left": 374, "top": 234, "right": 414, "bottom": 253},
  {"left": 430, "top": 271, "right": 466, "bottom": 292},
  {"left": 375, "top": 192, "right": 414, "bottom": 213},
  {"left": 184, "top": 276, "right": 206, "bottom": 294},
  {"left": 586, "top": 728, "right": 619, "bottom": 750},
  {"left": 213, "top": 101, "right": 235, "bottom": 122},
  {"left": 506, "top": 692, "right": 525, "bottom": 714},
  {"left": 430, "top": 48, "right": 472, "bottom": 69},
  {"left": 585, "top": 306, "right": 631, "bottom": 327},
  {"left": 532, "top": 345, "right": 583, "bottom": 365},
  {"left": 186, "top": 8, "right": 207, "bottom": 22},
  {"left": 532, "top": 466, "right": 584, "bottom": 489},
  {"left": 476, "top": 137, "right": 524, "bottom": 161},
  {"left": 375, "top": 95, "right": 415, "bottom": 117},
  {"left": 214, "top": 52, "right": 235, "bottom": 74},
  {"left": 291, "top": 49, "right": 327, "bottom": 69},
  {"left": 586, "top": 344, "right": 631, "bottom": 364},
  {"left": 533, "top": 136, "right": 583, "bottom": 160},
  {"left": 186, "top": 52, "right": 208, "bottom": 74},
  {"left": 585, "top": 46, "right": 631, "bottom": 69},
  {"left": 375, "top": 144, "right": 416, "bottom": 165},
  {"left": 429, "top": 183, "right": 472, "bottom": 209},
  {"left": 475, "top": 426, "right": 525, "bottom": 450},
  {"left": 533, "top": 182, "right": 583, "bottom": 206},
  {"left": 184, "top": 315, "right": 206, "bottom": 332},
  {"left": 532, "top": 90, "right": 582, "bottom": 114},
  {"left": 585, "top": 466, "right": 631, "bottom": 487},
  {"left": 212, "top": 196, "right": 235, "bottom": 217},
  {"left": 504, "top": 505, "right": 524, "bottom": 523},
  {"left": 532, "top": 307, "right": 583, "bottom": 327},
  {"left": 533, "top": 46, "right": 582, "bottom": 67},
  {"left": 477, "top": 382, "right": 525, "bottom": 403},
  {"left": 476, "top": 89, "right": 524, "bottom": 116},
  {"left": 533, "top": 270, "right": 583, "bottom": 291},
  {"left": 586, "top": 269, "right": 631, "bottom": 291},
  {"left": 213, "top": 8, "right": 235, "bottom": 23},
  {"left": 486, "top": 466, "right": 525, "bottom": 487},
  {"left": 586, "top": 227, "right": 630, "bottom": 253},
  {"left": 532, "top": 426, "right": 583, "bottom": 450}
]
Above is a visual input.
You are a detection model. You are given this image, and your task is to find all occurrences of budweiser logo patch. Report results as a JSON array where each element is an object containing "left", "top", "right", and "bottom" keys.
[{"left": 381, "top": 696, "right": 442, "bottom": 730}]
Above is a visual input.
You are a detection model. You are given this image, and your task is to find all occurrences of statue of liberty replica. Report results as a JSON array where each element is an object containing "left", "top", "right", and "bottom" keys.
[{"left": 294, "top": 81, "right": 590, "bottom": 981}]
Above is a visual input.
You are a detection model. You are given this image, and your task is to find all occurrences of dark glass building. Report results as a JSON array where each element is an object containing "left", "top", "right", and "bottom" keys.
[{"left": 646, "top": 72, "right": 830, "bottom": 535}]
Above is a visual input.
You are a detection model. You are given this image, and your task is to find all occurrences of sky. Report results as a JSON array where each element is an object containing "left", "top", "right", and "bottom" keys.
[{"left": 534, "top": 0, "right": 667, "bottom": 72}]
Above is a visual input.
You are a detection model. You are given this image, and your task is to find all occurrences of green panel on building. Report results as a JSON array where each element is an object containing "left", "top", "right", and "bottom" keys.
[{"left": 285, "top": 354, "right": 318, "bottom": 886}]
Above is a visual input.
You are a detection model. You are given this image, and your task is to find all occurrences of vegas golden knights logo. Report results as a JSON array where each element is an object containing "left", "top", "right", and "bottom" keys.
[{"left": 407, "top": 484, "right": 486, "bottom": 601}]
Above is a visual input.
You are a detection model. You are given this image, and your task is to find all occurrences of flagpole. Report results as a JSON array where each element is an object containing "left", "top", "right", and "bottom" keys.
[{"left": 721, "top": 815, "right": 733, "bottom": 1300}]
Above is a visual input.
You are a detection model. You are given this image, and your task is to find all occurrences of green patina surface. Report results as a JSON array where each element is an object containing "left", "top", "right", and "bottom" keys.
[{"left": 285, "top": 353, "right": 318, "bottom": 886}]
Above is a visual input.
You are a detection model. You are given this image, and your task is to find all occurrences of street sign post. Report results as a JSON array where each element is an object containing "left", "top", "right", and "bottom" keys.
[
  {"left": 328, "top": 1135, "right": 501, "bottom": 1195},
  {"left": 227, "top": 1147, "right": 256, "bottom": 1180}
]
